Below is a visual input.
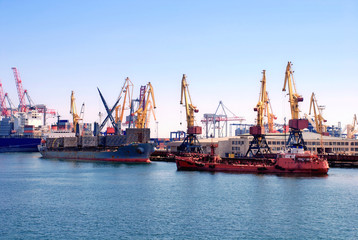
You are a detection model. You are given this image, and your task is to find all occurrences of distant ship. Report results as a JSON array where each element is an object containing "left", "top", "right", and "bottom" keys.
[
  {"left": 0, "top": 110, "right": 46, "bottom": 152},
  {"left": 39, "top": 128, "right": 155, "bottom": 163},
  {"left": 0, "top": 67, "right": 57, "bottom": 153},
  {"left": 0, "top": 136, "right": 40, "bottom": 152}
]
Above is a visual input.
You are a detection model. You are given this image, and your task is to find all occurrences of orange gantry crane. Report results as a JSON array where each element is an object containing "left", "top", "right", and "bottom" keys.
[
  {"left": 282, "top": 61, "right": 309, "bottom": 150},
  {"left": 70, "top": 91, "right": 84, "bottom": 134},
  {"left": 246, "top": 70, "right": 272, "bottom": 156},
  {"left": 115, "top": 77, "right": 134, "bottom": 127},
  {"left": 307, "top": 92, "right": 328, "bottom": 135},
  {"left": 145, "top": 100, "right": 156, "bottom": 128},
  {"left": 255, "top": 70, "right": 277, "bottom": 132},
  {"left": 346, "top": 114, "right": 358, "bottom": 139},
  {"left": 265, "top": 91, "right": 277, "bottom": 133},
  {"left": 178, "top": 74, "right": 203, "bottom": 153},
  {"left": 134, "top": 82, "right": 156, "bottom": 129}
]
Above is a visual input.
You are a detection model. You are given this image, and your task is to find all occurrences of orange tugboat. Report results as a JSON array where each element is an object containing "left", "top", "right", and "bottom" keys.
[{"left": 176, "top": 63, "right": 329, "bottom": 175}]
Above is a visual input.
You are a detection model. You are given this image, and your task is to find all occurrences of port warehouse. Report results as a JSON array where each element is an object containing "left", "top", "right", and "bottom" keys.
[{"left": 167, "top": 131, "right": 358, "bottom": 158}]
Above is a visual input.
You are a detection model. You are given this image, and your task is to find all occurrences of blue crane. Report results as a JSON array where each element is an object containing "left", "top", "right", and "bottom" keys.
[{"left": 97, "top": 87, "right": 121, "bottom": 135}]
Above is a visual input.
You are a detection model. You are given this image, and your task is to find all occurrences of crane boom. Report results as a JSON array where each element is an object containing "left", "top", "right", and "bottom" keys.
[
  {"left": 246, "top": 70, "right": 272, "bottom": 156},
  {"left": 255, "top": 70, "right": 266, "bottom": 127},
  {"left": 12, "top": 67, "right": 27, "bottom": 112},
  {"left": 0, "top": 80, "right": 8, "bottom": 116},
  {"left": 253, "top": 70, "right": 276, "bottom": 133},
  {"left": 308, "top": 92, "right": 327, "bottom": 134},
  {"left": 254, "top": 70, "right": 276, "bottom": 130},
  {"left": 282, "top": 61, "right": 303, "bottom": 120},
  {"left": 115, "top": 105, "right": 121, "bottom": 124},
  {"left": 282, "top": 61, "right": 308, "bottom": 150},
  {"left": 145, "top": 100, "right": 156, "bottom": 127},
  {"left": 178, "top": 74, "right": 202, "bottom": 153},
  {"left": 70, "top": 91, "right": 82, "bottom": 134},
  {"left": 134, "top": 82, "right": 156, "bottom": 129},
  {"left": 4, "top": 93, "right": 15, "bottom": 116},
  {"left": 117, "top": 77, "right": 133, "bottom": 124},
  {"left": 265, "top": 91, "right": 277, "bottom": 133},
  {"left": 347, "top": 114, "right": 357, "bottom": 139},
  {"left": 181, "top": 74, "right": 199, "bottom": 129}
]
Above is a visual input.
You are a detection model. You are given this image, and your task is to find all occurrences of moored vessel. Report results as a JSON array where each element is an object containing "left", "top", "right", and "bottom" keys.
[
  {"left": 0, "top": 67, "right": 56, "bottom": 152},
  {"left": 176, "top": 147, "right": 329, "bottom": 175},
  {"left": 39, "top": 142, "right": 154, "bottom": 163},
  {"left": 0, "top": 110, "right": 49, "bottom": 152},
  {"left": 39, "top": 128, "right": 155, "bottom": 163},
  {"left": 0, "top": 136, "right": 41, "bottom": 152}
]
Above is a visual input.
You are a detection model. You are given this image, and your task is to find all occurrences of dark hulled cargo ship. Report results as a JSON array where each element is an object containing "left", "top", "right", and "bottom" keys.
[
  {"left": 0, "top": 137, "right": 40, "bottom": 152},
  {"left": 39, "top": 128, "right": 155, "bottom": 163}
]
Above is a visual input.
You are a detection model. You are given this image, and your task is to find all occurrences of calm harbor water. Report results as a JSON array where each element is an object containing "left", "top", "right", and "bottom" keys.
[{"left": 1, "top": 152, "right": 358, "bottom": 239}]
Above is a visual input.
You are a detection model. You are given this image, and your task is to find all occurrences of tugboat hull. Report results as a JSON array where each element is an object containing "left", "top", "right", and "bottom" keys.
[{"left": 176, "top": 154, "right": 329, "bottom": 175}]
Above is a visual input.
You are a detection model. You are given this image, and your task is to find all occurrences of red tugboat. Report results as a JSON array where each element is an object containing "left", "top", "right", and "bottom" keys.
[
  {"left": 176, "top": 146, "right": 329, "bottom": 174},
  {"left": 176, "top": 63, "right": 329, "bottom": 175}
]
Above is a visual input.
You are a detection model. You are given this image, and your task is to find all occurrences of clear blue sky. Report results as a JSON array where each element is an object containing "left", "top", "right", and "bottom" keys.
[{"left": 1, "top": 0, "right": 357, "bottom": 137}]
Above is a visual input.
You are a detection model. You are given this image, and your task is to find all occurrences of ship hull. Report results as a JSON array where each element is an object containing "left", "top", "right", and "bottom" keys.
[
  {"left": 39, "top": 143, "right": 154, "bottom": 163},
  {"left": 0, "top": 137, "right": 41, "bottom": 153},
  {"left": 176, "top": 156, "right": 329, "bottom": 175}
]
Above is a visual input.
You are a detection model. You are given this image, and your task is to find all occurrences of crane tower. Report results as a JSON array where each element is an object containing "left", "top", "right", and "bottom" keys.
[
  {"left": 282, "top": 62, "right": 309, "bottom": 150},
  {"left": 178, "top": 74, "right": 203, "bottom": 153},
  {"left": 246, "top": 70, "right": 272, "bottom": 157}
]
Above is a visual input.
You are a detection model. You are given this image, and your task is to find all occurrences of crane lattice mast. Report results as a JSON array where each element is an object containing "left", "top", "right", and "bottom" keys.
[
  {"left": 265, "top": 91, "right": 277, "bottom": 133},
  {"left": 246, "top": 70, "right": 272, "bottom": 157},
  {"left": 115, "top": 77, "right": 134, "bottom": 127},
  {"left": 282, "top": 61, "right": 308, "bottom": 150},
  {"left": 347, "top": 114, "right": 358, "bottom": 139},
  {"left": 178, "top": 74, "right": 203, "bottom": 153},
  {"left": 0, "top": 80, "right": 8, "bottom": 116},
  {"left": 12, "top": 67, "right": 27, "bottom": 112},
  {"left": 308, "top": 92, "right": 328, "bottom": 135},
  {"left": 134, "top": 82, "right": 156, "bottom": 129},
  {"left": 70, "top": 91, "right": 83, "bottom": 135}
]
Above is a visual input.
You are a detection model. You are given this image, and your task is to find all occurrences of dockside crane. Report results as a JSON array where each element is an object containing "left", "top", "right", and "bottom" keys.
[
  {"left": 0, "top": 80, "right": 18, "bottom": 117},
  {"left": 134, "top": 82, "right": 156, "bottom": 129},
  {"left": 307, "top": 92, "right": 328, "bottom": 135},
  {"left": 115, "top": 77, "right": 134, "bottom": 126},
  {"left": 3, "top": 93, "right": 16, "bottom": 117},
  {"left": 265, "top": 91, "right": 277, "bottom": 133},
  {"left": 178, "top": 74, "right": 203, "bottom": 153},
  {"left": 70, "top": 91, "right": 83, "bottom": 135},
  {"left": 246, "top": 70, "right": 272, "bottom": 157},
  {"left": 12, "top": 67, "right": 56, "bottom": 125},
  {"left": 201, "top": 101, "right": 245, "bottom": 138},
  {"left": 0, "top": 80, "right": 8, "bottom": 116},
  {"left": 282, "top": 61, "right": 308, "bottom": 150},
  {"left": 145, "top": 101, "right": 156, "bottom": 128},
  {"left": 12, "top": 67, "right": 35, "bottom": 112},
  {"left": 346, "top": 114, "right": 358, "bottom": 139}
]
